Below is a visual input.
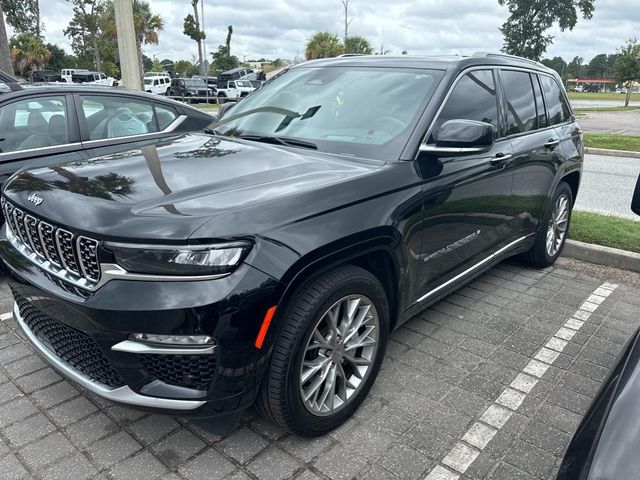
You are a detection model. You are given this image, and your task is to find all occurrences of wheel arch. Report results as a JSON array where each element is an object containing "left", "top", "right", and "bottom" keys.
[{"left": 561, "top": 170, "right": 580, "bottom": 205}]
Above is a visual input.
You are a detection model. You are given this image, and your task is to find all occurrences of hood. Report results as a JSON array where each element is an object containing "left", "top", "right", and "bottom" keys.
[{"left": 3, "top": 133, "right": 384, "bottom": 241}]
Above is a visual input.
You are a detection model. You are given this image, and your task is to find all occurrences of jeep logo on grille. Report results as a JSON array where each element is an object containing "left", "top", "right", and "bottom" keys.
[{"left": 27, "top": 193, "right": 43, "bottom": 206}]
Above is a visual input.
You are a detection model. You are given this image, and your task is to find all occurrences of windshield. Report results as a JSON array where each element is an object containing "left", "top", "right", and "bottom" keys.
[
  {"left": 214, "top": 66, "right": 443, "bottom": 160},
  {"left": 186, "top": 79, "right": 205, "bottom": 87},
  {"left": 235, "top": 80, "right": 253, "bottom": 88}
]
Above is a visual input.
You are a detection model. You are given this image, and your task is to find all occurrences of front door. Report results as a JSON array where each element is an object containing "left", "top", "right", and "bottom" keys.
[{"left": 413, "top": 69, "right": 517, "bottom": 307}]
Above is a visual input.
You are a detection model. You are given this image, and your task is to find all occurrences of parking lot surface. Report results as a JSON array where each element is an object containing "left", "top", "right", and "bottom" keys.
[{"left": 1, "top": 259, "right": 639, "bottom": 480}]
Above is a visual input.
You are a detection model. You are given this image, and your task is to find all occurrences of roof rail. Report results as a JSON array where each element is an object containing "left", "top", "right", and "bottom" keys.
[
  {"left": 473, "top": 52, "right": 545, "bottom": 68},
  {"left": 0, "top": 69, "right": 18, "bottom": 83}
]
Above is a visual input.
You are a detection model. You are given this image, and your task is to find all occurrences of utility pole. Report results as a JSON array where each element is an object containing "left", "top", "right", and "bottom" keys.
[
  {"left": 342, "top": 0, "right": 352, "bottom": 42},
  {"left": 114, "top": 0, "right": 140, "bottom": 90}
]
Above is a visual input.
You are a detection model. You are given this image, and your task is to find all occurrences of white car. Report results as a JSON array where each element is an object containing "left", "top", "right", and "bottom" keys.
[
  {"left": 216, "top": 79, "right": 256, "bottom": 102},
  {"left": 71, "top": 71, "right": 118, "bottom": 87},
  {"left": 144, "top": 76, "right": 170, "bottom": 95},
  {"left": 61, "top": 68, "right": 90, "bottom": 83}
]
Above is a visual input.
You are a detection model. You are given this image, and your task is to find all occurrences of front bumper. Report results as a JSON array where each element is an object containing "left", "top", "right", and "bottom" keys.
[{"left": 2, "top": 232, "right": 282, "bottom": 420}]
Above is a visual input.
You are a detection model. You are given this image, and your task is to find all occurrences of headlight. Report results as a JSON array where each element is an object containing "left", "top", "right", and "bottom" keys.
[{"left": 106, "top": 241, "right": 251, "bottom": 276}]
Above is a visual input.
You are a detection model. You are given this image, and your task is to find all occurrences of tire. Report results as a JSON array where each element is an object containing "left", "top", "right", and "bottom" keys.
[
  {"left": 524, "top": 181, "right": 573, "bottom": 268},
  {"left": 257, "top": 264, "right": 389, "bottom": 436}
]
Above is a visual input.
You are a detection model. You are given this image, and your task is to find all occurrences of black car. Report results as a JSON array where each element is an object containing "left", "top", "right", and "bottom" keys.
[
  {"left": 556, "top": 177, "right": 640, "bottom": 480},
  {"left": 0, "top": 80, "right": 213, "bottom": 186},
  {"left": 168, "top": 78, "right": 214, "bottom": 102},
  {"left": 0, "top": 53, "right": 583, "bottom": 436}
]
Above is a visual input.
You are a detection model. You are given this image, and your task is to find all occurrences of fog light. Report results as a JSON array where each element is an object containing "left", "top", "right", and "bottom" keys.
[{"left": 131, "top": 333, "right": 215, "bottom": 346}]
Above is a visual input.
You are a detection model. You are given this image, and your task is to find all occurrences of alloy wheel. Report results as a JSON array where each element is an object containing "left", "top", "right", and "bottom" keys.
[
  {"left": 299, "top": 294, "right": 380, "bottom": 416},
  {"left": 546, "top": 193, "right": 570, "bottom": 257}
]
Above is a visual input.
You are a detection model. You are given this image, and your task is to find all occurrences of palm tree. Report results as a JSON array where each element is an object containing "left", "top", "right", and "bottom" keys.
[
  {"left": 102, "top": 0, "right": 164, "bottom": 82},
  {"left": 305, "top": 32, "right": 344, "bottom": 60},
  {"left": 10, "top": 32, "right": 51, "bottom": 78}
]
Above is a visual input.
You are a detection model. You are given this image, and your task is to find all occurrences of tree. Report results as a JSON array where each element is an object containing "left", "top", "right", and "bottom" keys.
[
  {"left": 225, "top": 25, "right": 233, "bottom": 58},
  {"left": 614, "top": 39, "right": 640, "bottom": 106},
  {"left": 211, "top": 44, "right": 238, "bottom": 73},
  {"left": 344, "top": 35, "right": 373, "bottom": 55},
  {"left": 0, "top": 2, "right": 14, "bottom": 75},
  {"left": 587, "top": 53, "right": 617, "bottom": 79},
  {"left": 566, "top": 56, "right": 585, "bottom": 78},
  {"left": 183, "top": 0, "right": 205, "bottom": 75},
  {"left": 305, "top": 32, "right": 344, "bottom": 60},
  {"left": 0, "top": 0, "right": 41, "bottom": 37},
  {"left": 10, "top": 32, "right": 51, "bottom": 77},
  {"left": 541, "top": 56, "right": 567, "bottom": 77},
  {"left": 173, "top": 59, "right": 197, "bottom": 77},
  {"left": 101, "top": 0, "right": 164, "bottom": 81},
  {"left": 64, "top": 0, "right": 104, "bottom": 71},
  {"left": 46, "top": 43, "right": 78, "bottom": 72},
  {"left": 498, "top": 0, "right": 595, "bottom": 60}
]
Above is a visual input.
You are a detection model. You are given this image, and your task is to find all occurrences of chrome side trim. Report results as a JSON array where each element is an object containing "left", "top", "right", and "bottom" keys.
[
  {"left": 13, "top": 303, "right": 205, "bottom": 411},
  {"left": 104, "top": 240, "right": 249, "bottom": 250},
  {"left": 6, "top": 227, "right": 229, "bottom": 292},
  {"left": 419, "top": 145, "right": 488, "bottom": 154},
  {"left": 112, "top": 340, "right": 216, "bottom": 355},
  {"left": 415, "top": 235, "right": 533, "bottom": 304}
]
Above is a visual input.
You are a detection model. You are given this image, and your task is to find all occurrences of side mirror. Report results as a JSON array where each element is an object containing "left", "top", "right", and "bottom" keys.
[
  {"left": 217, "top": 102, "right": 235, "bottom": 119},
  {"left": 420, "top": 119, "right": 496, "bottom": 155},
  {"left": 632, "top": 174, "right": 640, "bottom": 216}
]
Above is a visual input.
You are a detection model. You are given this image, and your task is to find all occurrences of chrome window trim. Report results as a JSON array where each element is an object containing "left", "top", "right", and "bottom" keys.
[
  {"left": 6, "top": 227, "right": 229, "bottom": 292},
  {"left": 13, "top": 303, "right": 205, "bottom": 411},
  {"left": 0, "top": 142, "right": 82, "bottom": 160},
  {"left": 414, "top": 234, "right": 533, "bottom": 305},
  {"left": 111, "top": 340, "right": 217, "bottom": 355}
]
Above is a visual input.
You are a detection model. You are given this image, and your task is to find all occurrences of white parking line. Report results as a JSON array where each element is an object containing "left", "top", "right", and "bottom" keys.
[
  {"left": 424, "top": 282, "right": 618, "bottom": 480},
  {"left": 0, "top": 311, "right": 12, "bottom": 321}
]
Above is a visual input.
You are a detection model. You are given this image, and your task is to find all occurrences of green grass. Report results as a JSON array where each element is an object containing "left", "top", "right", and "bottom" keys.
[
  {"left": 569, "top": 211, "right": 640, "bottom": 253},
  {"left": 584, "top": 133, "right": 640, "bottom": 152},
  {"left": 568, "top": 91, "right": 640, "bottom": 101},
  {"left": 194, "top": 103, "right": 221, "bottom": 112}
]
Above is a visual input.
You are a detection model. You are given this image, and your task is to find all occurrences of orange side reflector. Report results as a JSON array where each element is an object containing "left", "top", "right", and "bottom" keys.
[{"left": 255, "top": 306, "right": 277, "bottom": 349}]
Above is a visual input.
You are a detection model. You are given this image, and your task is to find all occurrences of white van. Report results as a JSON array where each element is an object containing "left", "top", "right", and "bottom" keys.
[{"left": 61, "top": 68, "right": 89, "bottom": 83}]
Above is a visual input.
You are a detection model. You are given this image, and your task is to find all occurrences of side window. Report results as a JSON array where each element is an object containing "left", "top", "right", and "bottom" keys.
[
  {"left": 501, "top": 70, "right": 537, "bottom": 135},
  {"left": 0, "top": 96, "right": 69, "bottom": 153},
  {"left": 540, "top": 75, "right": 571, "bottom": 125},
  {"left": 81, "top": 95, "right": 156, "bottom": 140},
  {"left": 154, "top": 104, "right": 178, "bottom": 130},
  {"left": 532, "top": 74, "right": 547, "bottom": 129},
  {"left": 431, "top": 70, "right": 498, "bottom": 142}
]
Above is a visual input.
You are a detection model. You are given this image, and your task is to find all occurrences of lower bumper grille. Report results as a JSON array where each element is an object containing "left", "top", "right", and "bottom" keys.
[
  {"left": 141, "top": 353, "right": 216, "bottom": 391},
  {"left": 14, "top": 294, "right": 125, "bottom": 388}
]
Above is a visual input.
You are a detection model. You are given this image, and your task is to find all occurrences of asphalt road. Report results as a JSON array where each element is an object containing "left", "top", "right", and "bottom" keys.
[
  {"left": 574, "top": 153, "right": 640, "bottom": 220},
  {"left": 576, "top": 109, "right": 640, "bottom": 136}
]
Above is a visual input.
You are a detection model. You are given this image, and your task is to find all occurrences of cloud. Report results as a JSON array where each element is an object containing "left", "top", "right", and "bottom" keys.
[{"left": 10, "top": 0, "right": 640, "bottom": 65}]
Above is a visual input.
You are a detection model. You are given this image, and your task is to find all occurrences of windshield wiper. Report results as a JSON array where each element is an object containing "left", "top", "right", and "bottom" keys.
[{"left": 238, "top": 134, "right": 318, "bottom": 150}]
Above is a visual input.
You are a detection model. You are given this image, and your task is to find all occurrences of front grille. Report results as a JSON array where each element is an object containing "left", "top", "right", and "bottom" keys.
[
  {"left": 15, "top": 293, "right": 125, "bottom": 388},
  {"left": 2, "top": 198, "right": 101, "bottom": 285},
  {"left": 141, "top": 354, "right": 216, "bottom": 391}
]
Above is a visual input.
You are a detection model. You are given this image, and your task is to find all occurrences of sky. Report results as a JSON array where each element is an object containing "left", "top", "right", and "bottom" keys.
[{"left": 10, "top": 0, "right": 640, "bottom": 64}]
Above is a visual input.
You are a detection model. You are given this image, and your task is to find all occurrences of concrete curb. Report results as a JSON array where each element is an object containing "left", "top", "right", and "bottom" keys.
[
  {"left": 585, "top": 147, "right": 640, "bottom": 159},
  {"left": 562, "top": 239, "right": 640, "bottom": 273}
]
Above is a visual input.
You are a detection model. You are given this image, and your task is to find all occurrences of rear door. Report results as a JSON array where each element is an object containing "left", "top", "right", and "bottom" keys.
[
  {"left": 414, "top": 68, "right": 517, "bottom": 304},
  {"left": 505, "top": 70, "right": 566, "bottom": 237}
]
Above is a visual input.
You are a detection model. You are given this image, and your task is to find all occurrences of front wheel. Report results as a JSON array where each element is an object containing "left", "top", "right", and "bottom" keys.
[
  {"left": 257, "top": 265, "right": 389, "bottom": 436},
  {"left": 524, "top": 181, "right": 574, "bottom": 268}
]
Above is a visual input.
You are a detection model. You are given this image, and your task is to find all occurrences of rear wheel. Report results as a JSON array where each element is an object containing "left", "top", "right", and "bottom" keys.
[
  {"left": 524, "top": 181, "right": 573, "bottom": 268},
  {"left": 257, "top": 265, "right": 389, "bottom": 436}
]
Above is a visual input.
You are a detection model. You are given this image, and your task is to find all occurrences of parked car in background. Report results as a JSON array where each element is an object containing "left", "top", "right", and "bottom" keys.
[
  {"left": 556, "top": 176, "right": 640, "bottom": 480},
  {"left": 218, "top": 67, "right": 253, "bottom": 82},
  {"left": 61, "top": 68, "right": 90, "bottom": 83},
  {"left": 71, "top": 71, "right": 118, "bottom": 87},
  {"left": 0, "top": 53, "right": 582, "bottom": 436},
  {"left": 168, "top": 77, "right": 214, "bottom": 102},
  {"left": 0, "top": 81, "right": 213, "bottom": 187},
  {"left": 216, "top": 79, "right": 256, "bottom": 102},
  {"left": 30, "top": 70, "right": 64, "bottom": 83},
  {"left": 144, "top": 76, "right": 171, "bottom": 95}
]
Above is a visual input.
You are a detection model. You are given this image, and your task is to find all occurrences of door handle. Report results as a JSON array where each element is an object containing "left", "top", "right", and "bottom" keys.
[
  {"left": 544, "top": 138, "right": 560, "bottom": 149},
  {"left": 490, "top": 153, "right": 513, "bottom": 167}
]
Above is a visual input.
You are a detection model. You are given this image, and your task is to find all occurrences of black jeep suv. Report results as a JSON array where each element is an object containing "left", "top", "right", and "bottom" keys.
[{"left": 0, "top": 53, "right": 582, "bottom": 436}]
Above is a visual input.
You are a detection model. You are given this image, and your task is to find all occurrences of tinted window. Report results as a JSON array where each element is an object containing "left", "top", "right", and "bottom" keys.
[
  {"left": 540, "top": 75, "right": 571, "bottom": 125},
  {"left": 433, "top": 70, "right": 498, "bottom": 139},
  {"left": 501, "top": 70, "right": 537, "bottom": 135},
  {"left": 0, "top": 96, "right": 69, "bottom": 153},
  {"left": 81, "top": 96, "right": 156, "bottom": 140},
  {"left": 532, "top": 74, "right": 547, "bottom": 128},
  {"left": 155, "top": 104, "right": 178, "bottom": 130}
]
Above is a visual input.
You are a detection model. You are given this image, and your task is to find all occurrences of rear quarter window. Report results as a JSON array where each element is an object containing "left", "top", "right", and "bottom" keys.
[{"left": 540, "top": 75, "right": 571, "bottom": 125}]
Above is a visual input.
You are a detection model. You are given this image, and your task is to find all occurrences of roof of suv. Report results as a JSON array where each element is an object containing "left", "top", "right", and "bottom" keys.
[{"left": 296, "top": 52, "right": 556, "bottom": 76}]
